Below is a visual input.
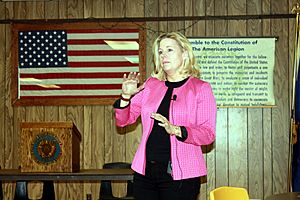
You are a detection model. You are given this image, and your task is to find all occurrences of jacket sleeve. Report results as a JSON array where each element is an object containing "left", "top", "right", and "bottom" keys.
[
  {"left": 113, "top": 78, "right": 149, "bottom": 127},
  {"left": 184, "top": 82, "right": 217, "bottom": 145}
]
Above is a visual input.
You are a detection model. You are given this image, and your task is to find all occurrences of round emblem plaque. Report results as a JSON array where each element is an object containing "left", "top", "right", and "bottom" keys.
[{"left": 31, "top": 133, "right": 62, "bottom": 164}]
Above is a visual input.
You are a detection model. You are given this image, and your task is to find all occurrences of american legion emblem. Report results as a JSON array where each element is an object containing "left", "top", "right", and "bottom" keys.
[{"left": 31, "top": 133, "right": 62, "bottom": 164}]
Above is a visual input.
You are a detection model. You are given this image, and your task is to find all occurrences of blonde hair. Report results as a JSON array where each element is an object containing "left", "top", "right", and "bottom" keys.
[{"left": 151, "top": 32, "right": 200, "bottom": 80}]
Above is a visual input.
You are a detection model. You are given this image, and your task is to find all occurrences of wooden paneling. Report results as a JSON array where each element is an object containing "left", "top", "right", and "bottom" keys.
[
  {"left": 3, "top": 2, "right": 15, "bottom": 198},
  {"left": 214, "top": 2, "right": 229, "bottom": 199},
  {"left": 104, "top": 0, "right": 125, "bottom": 18},
  {"left": 0, "top": 0, "right": 296, "bottom": 199},
  {"left": 159, "top": 0, "right": 168, "bottom": 32},
  {"left": 83, "top": 0, "right": 103, "bottom": 18},
  {"left": 13, "top": 2, "right": 26, "bottom": 19},
  {"left": 26, "top": 2, "right": 44, "bottom": 19},
  {"left": 271, "top": 0, "right": 290, "bottom": 195},
  {"left": 167, "top": 0, "right": 184, "bottom": 32},
  {"left": 90, "top": 106, "right": 105, "bottom": 199},
  {"left": 247, "top": 1, "right": 264, "bottom": 199},
  {"left": 68, "top": 0, "right": 84, "bottom": 19},
  {"left": 0, "top": 24, "right": 5, "bottom": 170},
  {"left": 204, "top": 1, "right": 216, "bottom": 199},
  {"left": 262, "top": 1, "right": 273, "bottom": 199},
  {"left": 45, "top": 1, "right": 59, "bottom": 19},
  {"left": 125, "top": 0, "right": 144, "bottom": 17},
  {"left": 228, "top": 0, "right": 248, "bottom": 192},
  {"left": 0, "top": 2, "right": 4, "bottom": 20},
  {"left": 0, "top": 21, "right": 5, "bottom": 199},
  {"left": 144, "top": 0, "right": 159, "bottom": 78},
  {"left": 83, "top": 105, "right": 93, "bottom": 198},
  {"left": 289, "top": 0, "right": 298, "bottom": 194},
  {"left": 58, "top": 0, "right": 68, "bottom": 19}
]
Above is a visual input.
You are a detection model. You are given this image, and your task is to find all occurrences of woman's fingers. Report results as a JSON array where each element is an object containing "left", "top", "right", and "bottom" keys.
[
  {"left": 124, "top": 72, "right": 140, "bottom": 82},
  {"left": 127, "top": 72, "right": 138, "bottom": 80},
  {"left": 136, "top": 73, "right": 141, "bottom": 83},
  {"left": 151, "top": 113, "right": 178, "bottom": 135},
  {"left": 127, "top": 72, "right": 133, "bottom": 79},
  {"left": 123, "top": 73, "right": 127, "bottom": 81},
  {"left": 151, "top": 113, "right": 167, "bottom": 123}
]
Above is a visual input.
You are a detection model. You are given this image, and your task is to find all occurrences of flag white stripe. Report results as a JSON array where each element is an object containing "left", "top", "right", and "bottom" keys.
[
  {"left": 68, "top": 55, "right": 139, "bottom": 62},
  {"left": 67, "top": 32, "right": 139, "bottom": 40},
  {"left": 20, "top": 78, "right": 124, "bottom": 85},
  {"left": 68, "top": 44, "right": 114, "bottom": 50},
  {"left": 21, "top": 89, "right": 122, "bottom": 96},
  {"left": 68, "top": 44, "right": 139, "bottom": 51},
  {"left": 20, "top": 67, "right": 139, "bottom": 74}
]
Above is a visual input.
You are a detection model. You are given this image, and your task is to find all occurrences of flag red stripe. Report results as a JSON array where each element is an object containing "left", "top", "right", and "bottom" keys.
[
  {"left": 67, "top": 29, "right": 139, "bottom": 33},
  {"left": 21, "top": 84, "right": 122, "bottom": 90},
  {"left": 67, "top": 39, "right": 138, "bottom": 45},
  {"left": 68, "top": 50, "right": 139, "bottom": 56},
  {"left": 20, "top": 72, "right": 126, "bottom": 79},
  {"left": 68, "top": 62, "right": 138, "bottom": 67}
]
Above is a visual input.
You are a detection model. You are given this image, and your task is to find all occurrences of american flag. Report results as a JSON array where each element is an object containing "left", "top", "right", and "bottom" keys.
[{"left": 17, "top": 28, "right": 141, "bottom": 102}]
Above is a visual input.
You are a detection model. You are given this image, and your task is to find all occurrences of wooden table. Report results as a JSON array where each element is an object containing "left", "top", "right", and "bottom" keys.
[
  {"left": 265, "top": 192, "right": 300, "bottom": 200},
  {"left": 0, "top": 169, "right": 134, "bottom": 200}
]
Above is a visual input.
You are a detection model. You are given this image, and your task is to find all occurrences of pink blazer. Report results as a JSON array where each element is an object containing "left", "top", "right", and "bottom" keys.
[{"left": 114, "top": 76, "right": 217, "bottom": 180}]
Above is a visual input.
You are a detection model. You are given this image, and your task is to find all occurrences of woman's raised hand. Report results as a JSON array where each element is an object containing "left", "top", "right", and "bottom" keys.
[{"left": 122, "top": 72, "right": 144, "bottom": 97}]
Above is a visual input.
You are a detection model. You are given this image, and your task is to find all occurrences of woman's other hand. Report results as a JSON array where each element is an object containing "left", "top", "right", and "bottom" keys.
[{"left": 151, "top": 113, "right": 182, "bottom": 137}]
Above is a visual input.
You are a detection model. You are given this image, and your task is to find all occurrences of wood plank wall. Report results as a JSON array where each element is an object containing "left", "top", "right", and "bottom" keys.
[{"left": 0, "top": 0, "right": 297, "bottom": 199}]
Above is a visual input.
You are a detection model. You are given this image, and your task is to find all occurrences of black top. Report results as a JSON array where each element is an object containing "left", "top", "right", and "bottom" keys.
[{"left": 146, "top": 77, "right": 189, "bottom": 163}]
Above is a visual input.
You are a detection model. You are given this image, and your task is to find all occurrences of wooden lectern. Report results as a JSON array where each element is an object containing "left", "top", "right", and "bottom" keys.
[{"left": 20, "top": 122, "right": 81, "bottom": 173}]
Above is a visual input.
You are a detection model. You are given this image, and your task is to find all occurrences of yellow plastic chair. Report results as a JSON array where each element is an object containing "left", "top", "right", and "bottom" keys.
[{"left": 210, "top": 186, "right": 249, "bottom": 200}]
